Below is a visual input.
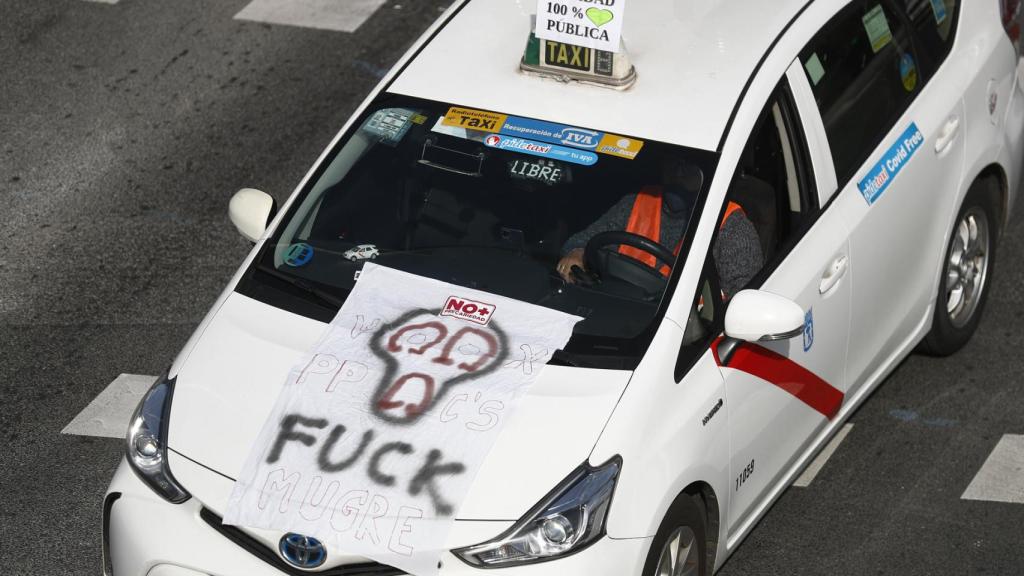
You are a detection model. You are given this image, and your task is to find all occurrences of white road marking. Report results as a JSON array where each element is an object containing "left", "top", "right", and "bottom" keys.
[
  {"left": 793, "top": 423, "right": 854, "bottom": 488},
  {"left": 81, "top": 0, "right": 120, "bottom": 4},
  {"left": 962, "top": 434, "right": 1024, "bottom": 504},
  {"left": 234, "top": 0, "right": 388, "bottom": 32},
  {"left": 62, "top": 374, "right": 157, "bottom": 438}
]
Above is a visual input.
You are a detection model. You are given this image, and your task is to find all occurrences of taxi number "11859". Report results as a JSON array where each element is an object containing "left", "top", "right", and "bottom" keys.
[{"left": 736, "top": 459, "right": 755, "bottom": 492}]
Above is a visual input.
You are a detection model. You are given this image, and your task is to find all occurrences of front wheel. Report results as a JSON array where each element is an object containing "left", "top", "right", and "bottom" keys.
[
  {"left": 642, "top": 494, "right": 707, "bottom": 576},
  {"left": 921, "top": 180, "right": 999, "bottom": 356}
]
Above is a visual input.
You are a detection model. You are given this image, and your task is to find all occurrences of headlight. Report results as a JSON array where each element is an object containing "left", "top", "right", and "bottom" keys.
[
  {"left": 453, "top": 458, "right": 620, "bottom": 568},
  {"left": 125, "top": 373, "right": 190, "bottom": 503}
]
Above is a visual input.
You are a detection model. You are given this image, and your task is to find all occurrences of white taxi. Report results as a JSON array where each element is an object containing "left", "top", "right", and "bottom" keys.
[
  {"left": 343, "top": 244, "right": 381, "bottom": 262},
  {"left": 105, "top": 0, "right": 1024, "bottom": 575}
]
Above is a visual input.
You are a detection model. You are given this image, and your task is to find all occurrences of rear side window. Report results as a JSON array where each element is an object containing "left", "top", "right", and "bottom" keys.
[
  {"left": 895, "top": 0, "right": 960, "bottom": 76},
  {"left": 800, "top": 1, "right": 922, "bottom": 184}
]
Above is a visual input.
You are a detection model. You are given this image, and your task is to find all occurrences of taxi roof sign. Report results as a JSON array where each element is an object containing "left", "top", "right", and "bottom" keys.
[{"left": 520, "top": 32, "right": 637, "bottom": 89}]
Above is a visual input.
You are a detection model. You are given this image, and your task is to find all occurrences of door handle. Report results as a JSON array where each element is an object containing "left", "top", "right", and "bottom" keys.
[
  {"left": 819, "top": 255, "right": 849, "bottom": 294},
  {"left": 934, "top": 116, "right": 961, "bottom": 154}
]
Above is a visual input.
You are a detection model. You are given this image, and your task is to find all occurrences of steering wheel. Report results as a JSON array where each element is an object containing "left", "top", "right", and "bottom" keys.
[{"left": 583, "top": 231, "right": 676, "bottom": 295}]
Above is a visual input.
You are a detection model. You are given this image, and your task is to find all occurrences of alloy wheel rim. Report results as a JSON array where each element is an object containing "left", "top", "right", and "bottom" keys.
[
  {"left": 656, "top": 526, "right": 700, "bottom": 576},
  {"left": 945, "top": 207, "right": 990, "bottom": 329}
]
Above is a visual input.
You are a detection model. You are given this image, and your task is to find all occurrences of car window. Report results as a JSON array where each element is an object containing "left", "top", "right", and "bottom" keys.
[
  {"left": 675, "top": 261, "right": 722, "bottom": 381},
  {"left": 675, "top": 81, "right": 817, "bottom": 379},
  {"left": 237, "top": 94, "right": 721, "bottom": 368},
  {"left": 894, "top": 0, "right": 960, "bottom": 78},
  {"left": 799, "top": 1, "right": 922, "bottom": 185},
  {"left": 680, "top": 273, "right": 718, "bottom": 348},
  {"left": 721, "top": 81, "right": 817, "bottom": 289}
]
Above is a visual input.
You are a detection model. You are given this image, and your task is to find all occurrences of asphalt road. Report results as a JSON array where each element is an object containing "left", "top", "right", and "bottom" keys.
[{"left": 1, "top": 1, "right": 1022, "bottom": 575}]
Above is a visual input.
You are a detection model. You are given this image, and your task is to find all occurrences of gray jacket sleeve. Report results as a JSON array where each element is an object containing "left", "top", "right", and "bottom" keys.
[
  {"left": 713, "top": 212, "right": 765, "bottom": 297},
  {"left": 561, "top": 194, "right": 637, "bottom": 255}
]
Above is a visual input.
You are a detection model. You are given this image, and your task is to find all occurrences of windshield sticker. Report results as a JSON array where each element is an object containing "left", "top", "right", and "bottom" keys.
[
  {"left": 862, "top": 5, "right": 893, "bottom": 54},
  {"left": 363, "top": 109, "right": 417, "bottom": 146},
  {"left": 501, "top": 116, "right": 602, "bottom": 149},
  {"left": 508, "top": 158, "right": 565, "bottom": 185},
  {"left": 442, "top": 107, "right": 508, "bottom": 133},
  {"left": 500, "top": 117, "right": 644, "bottom": 159},
  {"left": 434, "top": 109, "right": 641, "bottom": 161},
  {"left": 858, "top": 123, "right": 924, "bottom": 205},
  {"left": 930, "top": 0, "right": 948, "bottom": 25},
  {"left": 484, "top": 134, "right": 598, "bottom": 166},
  {"left": 224, "top": 264, "right": 581, "bottom": 576},
  {"left": 900, "top": 53, "right": 918, "bottom": 92},
  {"left": 596, "top": 133, "right": 644, "bottom": 160},
  {"left": 805, "top": 53, "right": 826, "bottom": 86},
  {"left": 284, "top": 243, "right": 314, "bottom": 267},
  {"left": 431, "top": 118, "right": 475, "bottom": 142}
]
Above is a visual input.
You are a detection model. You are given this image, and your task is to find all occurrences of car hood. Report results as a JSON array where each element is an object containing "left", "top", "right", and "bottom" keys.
[{"left": 168, "top": 292, "right": 631, "bottom": 520}]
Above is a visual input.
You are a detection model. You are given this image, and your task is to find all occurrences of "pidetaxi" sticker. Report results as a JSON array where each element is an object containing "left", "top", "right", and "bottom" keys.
[
  {"left": 483, "top": 134, "right": 598, "bottom": 166},
  {"left": 857, "top": 123, "right": 924, "bottom": 206}
]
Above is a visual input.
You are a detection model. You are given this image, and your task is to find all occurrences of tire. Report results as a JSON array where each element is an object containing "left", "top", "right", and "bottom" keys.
[
  {"left": 920, "top": 179, "right": 1000, "bottom": 356},
  {"left": 641, "top": 494, "right": 707, "bottom": 576}
]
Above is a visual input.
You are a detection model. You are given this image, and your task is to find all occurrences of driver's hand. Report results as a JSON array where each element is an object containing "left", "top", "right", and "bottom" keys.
[{"left": 557, "top": 248, "right": 586, "bottom": 283}]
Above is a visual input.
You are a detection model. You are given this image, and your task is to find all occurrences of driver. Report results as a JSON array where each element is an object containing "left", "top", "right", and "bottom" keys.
[{"left": 557, "top": 158, "right": 764, "bottom": 297}]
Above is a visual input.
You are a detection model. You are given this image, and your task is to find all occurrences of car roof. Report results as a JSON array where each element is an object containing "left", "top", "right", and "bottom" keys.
[{"left": 389, "top": 0, "right": 810, "bottom": 152}]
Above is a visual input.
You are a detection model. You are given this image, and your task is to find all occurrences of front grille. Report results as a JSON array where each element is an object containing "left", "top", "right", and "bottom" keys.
[{"left": 199, "top": 508, "right": 404, "bottom": 576}]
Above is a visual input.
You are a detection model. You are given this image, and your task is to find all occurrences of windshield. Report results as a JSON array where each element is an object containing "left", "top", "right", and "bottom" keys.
[{"left": 238, "top": 94, "right": 718, "bottom": 367}]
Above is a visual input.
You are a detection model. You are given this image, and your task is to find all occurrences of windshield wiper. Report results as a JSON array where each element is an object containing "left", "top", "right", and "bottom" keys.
[{"left": 255, "top": 263, "right": 345, "bottom": 310}]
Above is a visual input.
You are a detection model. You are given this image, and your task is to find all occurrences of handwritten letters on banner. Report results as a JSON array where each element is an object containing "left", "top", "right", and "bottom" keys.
[{"left": 224, "top": 264, "right": 581, "bottom": 575}]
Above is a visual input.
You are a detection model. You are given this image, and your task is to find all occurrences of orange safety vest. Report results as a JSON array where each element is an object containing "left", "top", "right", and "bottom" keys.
[{"left": 619, "top": 186, "right": 745, "bottom": 276}]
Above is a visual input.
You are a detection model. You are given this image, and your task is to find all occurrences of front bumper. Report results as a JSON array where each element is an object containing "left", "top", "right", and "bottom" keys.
[{"left": 104, "top": 458, "right": 652, "bottom": 576}]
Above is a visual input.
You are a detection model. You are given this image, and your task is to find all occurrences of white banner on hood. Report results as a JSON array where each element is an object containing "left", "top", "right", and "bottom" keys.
[{"left": 224, "top": 264, "right": 581, "bottom": 576}]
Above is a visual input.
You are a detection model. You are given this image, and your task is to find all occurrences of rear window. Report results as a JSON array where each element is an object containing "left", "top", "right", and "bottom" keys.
[
  {"left": 800, "top": 1, "right": 922, "bottom": 184},
  {"left": 895, "top": 0, "right": 960, "bottom": 77}
]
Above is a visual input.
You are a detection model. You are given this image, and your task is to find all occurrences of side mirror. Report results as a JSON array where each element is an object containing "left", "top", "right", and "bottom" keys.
[
  {"left": 229, "top": 188, "right": 277, "bottom": 243},
  {"left": 724, "top": 290, "right": 805, "bottom": 343}
]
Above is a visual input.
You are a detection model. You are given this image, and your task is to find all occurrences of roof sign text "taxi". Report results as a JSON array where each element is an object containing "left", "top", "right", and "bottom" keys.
[{"left": 520, "top": 31, "right": 636, "bottom": 89}]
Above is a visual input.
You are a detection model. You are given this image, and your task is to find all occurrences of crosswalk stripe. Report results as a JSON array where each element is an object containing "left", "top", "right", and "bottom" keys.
[
  {"left": 793, "top": 423, "right": 854, "bottom": 488},
  {"left": 62, "top": 374, "right": 157, "bottom": 438},
  {"left": 962, "top": 434, "right": 1024, "bottom": 504},
  {"left": 234, "top": 0, "right": 388, "bottom": 33}
]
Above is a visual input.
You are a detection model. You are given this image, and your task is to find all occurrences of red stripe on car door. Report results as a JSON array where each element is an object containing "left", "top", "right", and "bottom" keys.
[{"left": 713, "top": 338, "right": 844, "bottom": 420}]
